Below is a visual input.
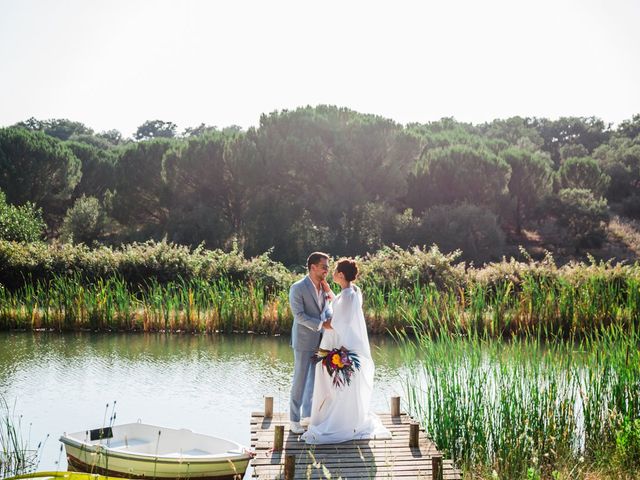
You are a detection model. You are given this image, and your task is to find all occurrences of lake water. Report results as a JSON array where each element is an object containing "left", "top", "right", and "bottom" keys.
[{"left": 0, "top": 332, "right": 407, "bottom": 475}]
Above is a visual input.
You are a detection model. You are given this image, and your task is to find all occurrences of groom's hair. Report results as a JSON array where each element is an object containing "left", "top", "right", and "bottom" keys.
[{"left": 307, "top": 252, "right": 329, "bottom": 271}]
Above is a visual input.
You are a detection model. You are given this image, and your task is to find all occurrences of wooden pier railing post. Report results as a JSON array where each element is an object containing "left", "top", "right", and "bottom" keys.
[
  {"left": 409, "top": 422, "right": 419, "bottom": 448},
  {"left": 273, "top": 425, "right": 284, "bottom": 451},
  {"left": 431, "top": 454, "right": 443, "bottom": 480},
  {"left": 284, "top": 454, "right": 295, "bottom": 480},
  {"left": 391, "top": 396, "right": 400, "bottom": 417},
  {"left": 264, "top": 396, "right": 273, "bottom": 418}
]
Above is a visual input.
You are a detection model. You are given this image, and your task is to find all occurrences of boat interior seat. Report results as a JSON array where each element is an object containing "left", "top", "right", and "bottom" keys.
[
  {"left": 108, "top": 438, "right": 151, "bottom": 449},
  {"left": 160, "top": 448, "right": 212, "bottom": 457},
  {"left": 178, "top": 448, "right": 211, "bottom": 456}
]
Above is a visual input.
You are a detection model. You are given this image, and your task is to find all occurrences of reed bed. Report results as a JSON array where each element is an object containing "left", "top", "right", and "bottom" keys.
[
  {"left": 1, "top": 269, "right": 640, "bottom": 337},
  {"left": 1, "top": 242, "right": 640, "bottom": 337},
  {"left": 0, "top": 275, "right": 291, "bottom": 333},
  {"left": 0, "top": 398, "right": 42, "bottom": 478},
  {"left": 362, "top": 269, "right": 640, "bottom": 338},
  {"left": 395, "top": 325, "right": 640, "bottom": 479}
]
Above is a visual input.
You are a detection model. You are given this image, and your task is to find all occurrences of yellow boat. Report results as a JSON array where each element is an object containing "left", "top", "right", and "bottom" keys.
[{"left": 5, "top": 472, "right": 122, "bottom": 480}]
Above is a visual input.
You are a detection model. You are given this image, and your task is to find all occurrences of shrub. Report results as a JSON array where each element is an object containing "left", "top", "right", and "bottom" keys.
[
  {"left": 622, "top": 194, "right": 640, "bottom": 218},
  {"left": 60, "top": 195, "right": 105, "bottom": 244},
  {"left": 357, "top": 244, "right": 465, "bottom": 290},
  {"left": 0, "top": 190, "right": 45, "bottom": 242},
  {"left": 612, "top": 416, "right": 640, "bottom": 471},
  {"left": 0, "top": 239, "right": 295, "bottom": 291},
  {"left": 469, "top": 249, "right": 559, "bottom": 289},
  {"left": 554, "top": 189, "right": 609, "bottom": 249}
]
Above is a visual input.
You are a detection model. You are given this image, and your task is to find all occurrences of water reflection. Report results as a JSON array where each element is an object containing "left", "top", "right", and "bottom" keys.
[{"left": 0, "top": 332, "right": 406, "bottom": 474}]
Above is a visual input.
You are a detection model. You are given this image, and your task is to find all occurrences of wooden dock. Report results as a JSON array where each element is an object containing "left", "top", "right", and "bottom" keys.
[{"left": 250, "top": 397, "right": 461, "bottom": 480}]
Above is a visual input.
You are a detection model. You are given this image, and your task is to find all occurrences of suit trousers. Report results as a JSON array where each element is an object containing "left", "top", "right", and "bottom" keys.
[{"left": 290, "top": 348, "right": 316, "bottom": 422}]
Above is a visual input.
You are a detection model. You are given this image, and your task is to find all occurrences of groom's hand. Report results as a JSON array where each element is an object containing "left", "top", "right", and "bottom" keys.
[{"left": 323, "top": 319, "right": 333, "bottom": 330}]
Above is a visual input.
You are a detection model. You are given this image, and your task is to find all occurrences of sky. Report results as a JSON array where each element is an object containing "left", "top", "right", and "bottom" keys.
[{"left": 1, "top": 0, "right": 639, "bottom": 138}]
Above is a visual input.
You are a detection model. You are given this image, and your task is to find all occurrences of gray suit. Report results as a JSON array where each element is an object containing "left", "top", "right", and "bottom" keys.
[{"left": 289, "top": 275, "right": 325, "bottom": 422}]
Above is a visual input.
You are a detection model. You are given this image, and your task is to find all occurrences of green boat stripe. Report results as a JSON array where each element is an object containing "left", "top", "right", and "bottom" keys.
[{"left": 62, "top": 439, "right": 250, "bottom": 465}]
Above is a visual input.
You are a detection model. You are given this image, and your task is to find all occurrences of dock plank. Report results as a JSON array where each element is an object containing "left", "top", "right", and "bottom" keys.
[{"left": 250, "top": 411, "right": 461, "bottom": 480}]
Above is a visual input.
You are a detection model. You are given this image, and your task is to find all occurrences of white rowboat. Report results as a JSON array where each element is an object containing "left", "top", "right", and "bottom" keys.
[{"left": 59, "top": 423, "right": 252, "bottom": 479}]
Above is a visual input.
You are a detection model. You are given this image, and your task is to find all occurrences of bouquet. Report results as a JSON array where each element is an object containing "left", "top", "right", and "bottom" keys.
[{"left": 313, "top": 346, "right": 361, "bottom": 388}]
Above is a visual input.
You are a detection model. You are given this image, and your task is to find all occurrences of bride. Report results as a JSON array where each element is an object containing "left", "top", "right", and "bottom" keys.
[{"left": 301, "top": 258, "right": 392, "bottom": 444}]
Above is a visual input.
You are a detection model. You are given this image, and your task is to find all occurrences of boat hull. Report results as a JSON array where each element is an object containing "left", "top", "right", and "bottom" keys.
[
  {"left": 60, "top": 423, "right": 250, "bottom": 480},
  {"left": 65, "top": 447, "right": 248, "bottom": 479}
]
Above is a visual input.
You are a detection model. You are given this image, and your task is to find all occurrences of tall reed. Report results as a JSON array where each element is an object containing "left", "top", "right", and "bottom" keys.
[
  {"left": 395, "top": 324, "right": 640, "bottom": 478},
  {"left": 0, "top": 274, "right": 291, "bottom": 334},
  {"left": 1, "top": 244, "right": 640, "bottom": 337},
  {"left": 0, "top": 398, "right": 41, "bottom": 478}
]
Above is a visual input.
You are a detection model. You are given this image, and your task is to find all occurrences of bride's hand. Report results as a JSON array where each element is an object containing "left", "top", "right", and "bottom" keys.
[
  {"left": 323, "top": 319, "right": 333, "bottom": 330},
  {"left": 320, "top": 280, "right": 334, "bottom": 299}
]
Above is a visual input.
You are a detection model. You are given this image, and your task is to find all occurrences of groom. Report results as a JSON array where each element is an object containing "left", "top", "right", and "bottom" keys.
[{"left": 288, "top": 252, "right": 334, "bottom": 434}]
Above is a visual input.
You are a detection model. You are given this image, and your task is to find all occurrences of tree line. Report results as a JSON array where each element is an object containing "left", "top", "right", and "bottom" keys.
[{"left": 1, "top": 106, "right": 639, "bottom": 266}]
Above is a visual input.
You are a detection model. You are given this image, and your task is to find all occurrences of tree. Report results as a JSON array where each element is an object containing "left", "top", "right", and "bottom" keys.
[
  {"left": 407, "top": 117, "right": 478, "bottom": 135},
  {"left": 110, "top": 139, "right": 173, "bottom": 231},
  {"left": 421, "top": 203, "right": 505, "bottom": 264},
  {"left": 617, "top": 114, "right": 640, "bottom": 140},
  {"left": 15, "top": 117, "right": 94, "bottom": 140},
  {"left": 0, "top": 189, "right": 45, "bottom": 242},
  {"left": 66, "top": 141, "right": 117, "bottom": 200},
  {"left": 134, "top": 120, "right": 177, "bottom": 141},
  {"left": 162, "top": 132, "right": 236, "bottom": 248},
  {"left": 559, "top": 143, "right": 588, "bottom": 161},
  {"left": 594, "top": 138, "right": 640, "bottom": 202},
  {"left": 246, "top": 105, "right": 420, "bottom": 260},
  {"left": 500, "top": 147, "right": 554, "bottom": 233},
  {"left": 60, "top": 195, "right": 105, "bottom": 244},
  {"left": 532, "top": 117, "right": 611, "bottom": 165},
  {"left": 182, "top": 123, "right": 218, "bottom": 137},
  {"left": 97, "top": 129, "right": 125, "bottom": 146},
  {"left": 480, "top": 116, "right": 544, "bottom": 148},
  {"left": 0, "top": 127, "right": 81, "bottom": 222},
  {"left": 407, "top": 123, "right": 503, "bottom": 153},
  {"left": 68, "top": 134, "right": 116, "bottom": 150},
  {"left": 559, "top": 157, "right": 610, "bottom": 195},
  {"left": 554, "top": 188, "right": 609, "bottom": 250},
  {"left": 338, "top": 202, "right": 392, "bottom": 254},
  {"left": 383, "top": 208, "right": 423, "bottom": 248},
  {"left": 408, "top": 145, "right": 511, "bottom": 212}
]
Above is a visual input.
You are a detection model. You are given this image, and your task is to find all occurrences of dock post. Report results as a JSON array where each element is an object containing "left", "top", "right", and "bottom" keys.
[
  {"left": 274, "top": 425, "right": 284, "bottom": 451},
  {"left": 264, "top": 396, "right": 273, "bottom": 418},
  {"left": 284, "top": 454, "right": 295, "bottom": 480},
  {"left": 409, "top": 422, "right": 419, "bottom": 448},
  {"left": 431, "top": 454, "right": 443, "bottom": 480},
  {"left": 391, "top": 396, "right": 400, "bottom": 417}
]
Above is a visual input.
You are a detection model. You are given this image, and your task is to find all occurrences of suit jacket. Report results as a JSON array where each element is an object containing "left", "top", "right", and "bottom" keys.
[{"left": 289, "top": 275, "right": 325, "bottom": 351}]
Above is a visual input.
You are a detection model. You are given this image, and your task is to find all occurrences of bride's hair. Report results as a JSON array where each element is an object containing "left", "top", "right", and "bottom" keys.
[{"left": 336, "top": 258, "right": 358, "bottom": 282}]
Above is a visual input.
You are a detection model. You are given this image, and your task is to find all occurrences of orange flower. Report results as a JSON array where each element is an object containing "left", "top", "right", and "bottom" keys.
[{"left": 331, "top": 353, "right": 344, "bottom": 368}]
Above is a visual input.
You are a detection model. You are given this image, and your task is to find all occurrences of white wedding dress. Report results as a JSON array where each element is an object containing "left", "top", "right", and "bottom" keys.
[{"left": 301, "top": 285, "right": 392, "bottom": 444}]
